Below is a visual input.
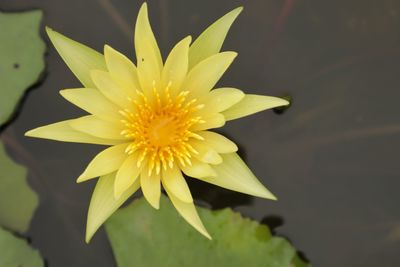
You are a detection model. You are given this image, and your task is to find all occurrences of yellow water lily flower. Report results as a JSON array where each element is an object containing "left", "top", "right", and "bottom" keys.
[{"left": 26, "top": 3, "right": 288, "bottom": 242}]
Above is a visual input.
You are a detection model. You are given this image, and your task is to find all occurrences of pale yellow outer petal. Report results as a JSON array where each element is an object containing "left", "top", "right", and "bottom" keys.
[
  {"left": 179, "top": 158, "right": 216, "bottom": 179},
  {"left": 203, "top": 87, "right": 244, "bottom": 113},
  {"left": 135, "top": 3, "right": 163, "bottom": 94},
  {"left": 77, "top": 143, "right": 129, "bottom": 183},
  {"left": 46, "top": 27, "right": 106, "bottom": 88},
  {"left": 205, "top": 153, "right": 277, "bottom": 200},
  {"left": 60, "top": 88, "right": 122, "bottom": 122},
  {"left": 114, "top": 153, "right": 142, "bottom": 199},
  {"left": 189, "top": 7, "right": 243, "bottom": 69},
  {"left": 182, "top": 52, "right": 237, "bottom": 98},
  {"left": 190, "top": 140, "right": 222, "bottom": 165},
  {"left": 164, "top": 187, "right": 211, "bottom": 239},
  {"left": 190, "top": 113, "right": 225, "bottom": 131},
  {"left": 222, "top": 94, "right": 289, "bottom": 121},
  {"left": 90, "top": 70, "right": 132, "bottom": 108},
  {"left": 161, "top": 166, "right": 192, "bottom": 203},
  {"left": 86, "top": 172, "right": 140, "bottom": 243},
  {"left": 25, "top": 120, "right": 120, "bottom": 145},
  {"left": 161, "top": 36, "right": 191, "bottom": 95},
  {"left": 198, "top": 131, "right": 238, "bottom": 153},
  {"left": 104, "top": 45, "right": 140, "bottom": 97},
  {"left": 69, "top": 115, "right": 128, "bottom": 141},
  {"left": 140, "top": 168, "right": 161, "bottom": 209}
]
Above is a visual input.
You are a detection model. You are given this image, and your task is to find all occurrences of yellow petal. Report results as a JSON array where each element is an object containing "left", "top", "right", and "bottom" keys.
[
  {"left": 77, "top": 143, "right": 129, "bottom": 183},
  {"left": 60, "top": 88, "right": 122, "bottom": 122},
  {"left": 114, "top": 153, "right": 141, "bottom": 199},
  {"left": 179, "top": 158, "right": 216, "bottom": 179},
  {"left": 164, "top": 188, "right": 211, "bottom": 239},
  {"left": 190, "top": 113, "right": 225, "bottom": 131},
  {"left": 135, "top": 3, "right": 163, "bottom": 94},
  {"left": 86, "top": 172, "right": 140, "bottom": 243},
  {"left": 46, "top": 27, "right": 106, "bottom": 88},
  {"left": 140, "top": 167, "right": 161, "bottom": 209},
  {"left": 182, "top": 52, "right": 237, "bottom": 98},
  {"left": 161, "top": 36, "right": 191, "bottom": 96},
  {"left": 222, "top": 94, "right": 289, "bottom": 121},
  {"left": 190, "top": 140, "right": 222, "bottom": 165},
  {"left": 25, "top": 120, "right": 120, "bottom": 145},
  {"left": 198, "top": 131, "right": 238, "bottom": 153},
  {"left": 203, "top": 87, "right": 244, "bottom": 112},
  {"left": 69, "top": 115, "right": 128, "bottom": 141},
  {"left": 189, "top": 7, "right": 243, "bottom": 69},
  {"left": 161, "top": 166, "right": 192, "bottom": 203},
  {"left": 91, "top": 70, "right": 132, "bottom": 108},
  {"left": 104, "top": 45, "right": 140, "bottom": 97},
  {"left": 205, "top": 153, "right": 277, "bottom": 200}
]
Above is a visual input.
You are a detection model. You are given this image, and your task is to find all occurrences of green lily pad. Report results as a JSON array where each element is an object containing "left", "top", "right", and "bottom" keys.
[
  {"left": 0, "top": 227, "right": 44, "bottom": 267},
  {"left": 0, "top": 10, "right": 46, "bottom": 127},
  {"left": 0, "top": 142, "right": 39, "bottom": 233},
  {"left": 105, "top": 196, "right": 310, "bottom": 267}
]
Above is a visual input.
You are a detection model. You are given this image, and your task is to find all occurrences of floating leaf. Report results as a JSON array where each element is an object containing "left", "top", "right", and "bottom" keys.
[
  {"left": 0, "top": 10, "right": 45, "bottom": 127},
  {"left": 0, "top": 227, "right": 44, "bottom": 267},
  {"left": 105, "top": 196, "right": 310, "bottom": 267},
  {"left": 0, "top": 142, "right": 39, "bottom": 233}
]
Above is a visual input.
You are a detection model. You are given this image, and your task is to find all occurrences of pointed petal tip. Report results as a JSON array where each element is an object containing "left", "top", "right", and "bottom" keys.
[
  {"left": 202, "top": 230, "right": 212, "bottom": 240},
  {"left": 150, "top": 201, "right": 160, "bottom": 210},
  {"left": 59, "top": 89, "right": 67, "bottom": 96},
  {"left": 24, "top": 127, "right": 47, "bottom": 139},
  {"left": 279, "top": 98, "right": 290, "bottom": 106},
  {"left": 103, "top": 44, "right": 111, "bottom": 54},
  {"left": 236, "top": 6, "right": 244, "bottom": 13},
  {"left": 24, "top": 129, "right": 35, "bottom": 137},
  {"left": 76, "top": 173, "right": 90, "bottom": 183},
  {"left": 230, "top": 6, "right": 244, "bottom": 17},
  {"left": 113, "top": 193, "right": 121, "bottom": 200},
  {"left": 184, "top": 35, "right": 192, "bottom": 44},
  {"left": 139, "top": 2, "right": 148, "bottom": 14},
  {"left": 113, "top": 187, "right": 124, "bottom": 200},
  {"left": 258, "top": 189, "right": 278, "bottom": 201},
  {"left": 85, "top": 217, "right": 97, "bottom": 244},
  {"left": 85, "top": 229, "right": 93, "bottom": 244},
  {"left": 265, "top": 193, "right": 278, "bottom": 201},
  {"left": 225, "top": 51, "right": 238, "bottom": 58},
  {"left": 45, "top": 26, "right": 53, "bottom": 34},
  {"left": 197, "top": 225, "right": 212, "bottom": 240}
]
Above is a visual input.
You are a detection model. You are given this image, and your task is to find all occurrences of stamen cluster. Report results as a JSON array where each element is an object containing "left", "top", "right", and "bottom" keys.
[{"left": 120, "top": 83, "right": 205, "bottom": 175}]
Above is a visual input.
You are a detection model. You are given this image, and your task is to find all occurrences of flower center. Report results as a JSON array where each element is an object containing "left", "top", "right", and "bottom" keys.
[
  {"left": 119, "top": 84, "right": 205, "bottom": 175},
  {"left": 148, "top": 116, "right": 177, "bottom": 147}
]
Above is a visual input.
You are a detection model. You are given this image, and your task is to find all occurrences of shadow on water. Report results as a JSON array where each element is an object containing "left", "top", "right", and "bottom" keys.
[
  {"left": 188, "top": 178, "right": 253, "bottom": 209},
  {"left": 261, "top": 215, "right": 285, "bottom": 233},
  {"left": 261, "top": 215, "right": 311, "bottom": 264}
]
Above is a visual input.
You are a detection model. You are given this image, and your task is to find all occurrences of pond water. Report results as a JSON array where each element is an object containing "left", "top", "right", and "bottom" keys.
[{"left": 1, "top": 0, "right": 400, "bottom": 266}]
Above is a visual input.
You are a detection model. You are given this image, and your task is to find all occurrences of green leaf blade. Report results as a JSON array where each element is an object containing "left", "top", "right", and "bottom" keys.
[
  {"left": 0, "top": 227, "right": 44, "bottom": 267},
  {"left": 105, "top": 196, "right": 310, "bottom": 267},
  {"left": 0, "top": 142, "right": 39, "bottom": 233},
  {"left": 0, "top": 10, "right": 46, "bottom": 127}
]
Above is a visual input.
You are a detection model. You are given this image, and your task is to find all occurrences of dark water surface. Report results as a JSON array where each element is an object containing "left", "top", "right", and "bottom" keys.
[{"left": 1, "top": 0, "right": 400, "bottom": 266}]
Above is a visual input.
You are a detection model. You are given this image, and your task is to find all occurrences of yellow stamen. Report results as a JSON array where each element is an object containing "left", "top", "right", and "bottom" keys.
[{"left": 120, "top": 83, "right": 203, "bottom": 174}]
